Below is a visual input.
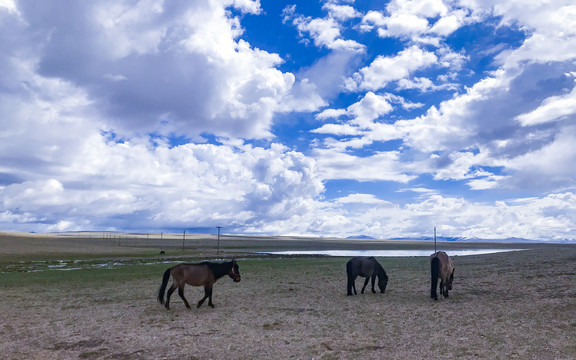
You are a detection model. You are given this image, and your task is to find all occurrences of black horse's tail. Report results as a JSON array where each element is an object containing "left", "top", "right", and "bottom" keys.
[
  {"left": 431, "top": 256, "right": 440, "bottom": 300},
  {"left": 157, "top": 268, "right": 172, "bottom": 305}
]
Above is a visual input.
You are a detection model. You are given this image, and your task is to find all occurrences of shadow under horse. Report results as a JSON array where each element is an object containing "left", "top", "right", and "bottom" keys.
[
  {"left": 157, "top": 259, "right": 241, "bottom": 310},
  {"left": 346, "top": 256, "right": 388, "bottom": 296},
  {"left": 430, "top": 251, "right": 455, "bottom": 300}
]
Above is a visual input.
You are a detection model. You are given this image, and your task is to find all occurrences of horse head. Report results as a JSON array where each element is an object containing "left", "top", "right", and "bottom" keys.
[
  {"left": 378, "top": 274, "right": 389, "bottom": 293},
  {"left": 228, "top": 260, "right": 241, "bottom": 282}
]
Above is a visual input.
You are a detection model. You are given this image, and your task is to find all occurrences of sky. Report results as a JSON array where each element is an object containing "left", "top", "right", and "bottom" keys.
[{"left": 1, "top": 0, "right": 575, "bottom": 241}]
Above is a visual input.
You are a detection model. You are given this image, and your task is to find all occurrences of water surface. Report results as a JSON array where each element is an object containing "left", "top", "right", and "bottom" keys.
[{"left": 262, "top": 249, "right": 524, "bottom": 257}]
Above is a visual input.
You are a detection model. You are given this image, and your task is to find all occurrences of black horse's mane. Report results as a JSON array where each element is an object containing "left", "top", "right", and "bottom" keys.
[{"left": 375, "top": 261, "right": 388, "bottom": 278}]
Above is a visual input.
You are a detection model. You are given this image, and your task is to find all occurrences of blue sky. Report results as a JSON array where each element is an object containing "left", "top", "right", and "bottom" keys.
[{"left": 1, "top": 0, "right": 575, "bottom": 241}]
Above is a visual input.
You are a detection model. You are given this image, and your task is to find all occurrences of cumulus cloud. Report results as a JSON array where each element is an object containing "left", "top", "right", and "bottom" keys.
[
  {"left": 515, "top": 81, "right": 576, "bottom": 126},
  {"left": 360, "top": 0, "right": 469, "bottom": 43},
  {"left": 0, "top": 138, "right": 324, "bottom": 231},
  {"left": 0, "top": 0, "right": 324, "bottom": 232},
  {"left": 2, "top": 0, "right": 576, "bottom": 241},
  {"left": 252, "top": 191, "right": 576, "bottom": 241},
  {"left": 346, "top": 46, "right": 438, "bottom": 91},
  {"left": 5, "top": 0, "right": 295, "bottom": 140},
  {"left": 314, "top": 148, "right": 416, "bottom": 183},
  {"left": 283, "top": 4, "right": 365, "bottom": 52},
  {"left": 322, "top": 3, "right": 360, "bottom": 21}
]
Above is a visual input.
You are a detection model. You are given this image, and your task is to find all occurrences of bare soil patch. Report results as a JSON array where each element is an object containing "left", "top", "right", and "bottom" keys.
[{"left": 0, "top": 233, "right": 574, "bottom": 359}]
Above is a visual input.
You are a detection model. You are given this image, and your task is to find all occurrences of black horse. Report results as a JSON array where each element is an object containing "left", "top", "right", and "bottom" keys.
[
  {"left": 158, "top": 260, "right": 241, "bottom": 310},
  {"left": 346, "top": 256, "right": 388, "bottom": 296}
]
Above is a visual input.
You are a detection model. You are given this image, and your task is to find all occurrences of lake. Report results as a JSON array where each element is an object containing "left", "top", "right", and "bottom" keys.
[{"left": 261, "top": 249, "right": 524, "bottom": 257}]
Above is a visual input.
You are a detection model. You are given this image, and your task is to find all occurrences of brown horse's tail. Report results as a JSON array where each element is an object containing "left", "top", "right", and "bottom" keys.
[
  {"left": 430, "top": 256, "right": 440, "bottom": 300},
  {"left": 157, "top": 268, "right": 172, "bottom": 305}
]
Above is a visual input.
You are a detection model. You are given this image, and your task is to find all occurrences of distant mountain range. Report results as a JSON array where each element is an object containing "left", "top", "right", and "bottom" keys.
[
  {"left": 390, "top": 236, "right": 538, "bottom": 243},
  {"left": 347, "top": 235, "right": 573, "bottom": 243}
]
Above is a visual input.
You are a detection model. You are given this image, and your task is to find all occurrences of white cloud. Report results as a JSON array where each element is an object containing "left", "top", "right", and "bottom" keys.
[
  {"left": 497, "top": 125, "right": 576, "bottom": 191},
  {"left": 312, "top": 92, "right": 394, "bottom": 140},
  {"left": 397, "top": 193, "right": 576, "bottom": 240},
  {"left": 312, "top": 123, "right": 361, "bottom": 136},
  {"left": 2, "top": 0, "right": 576, "bottom": 241},
  {"left": 347, "top": 46, "right": 438, "bottom": 91},
  {"left": 361, "top": 0, "right": 469, "bottom": 42},
  {"left": 347, "top": 92, "right": 394, "bottom": 127},
  {"left": 515, "top": 81, "right": 576, "bottom": 126},
  {"left": 0, "top": 0, "right": 17, "bottom": 13},
  {"left": 248, "top": 191, "right": 576, "bottom": 241},
  {"left": 283, "top": 5, "right": 365, "bottom": 52},
  {"left": 3, "top": 0, "right": 295, "bottom": 140},
  {"left": 0, "top": 0, "right": 325, "bottom": 232},
  {"left": 336, "top": 193, "right": 391, "bottom": 204},
  {"left": 322, "top": 3, "right": 360, "bottom": 21},
  {"left": 0, "top": 137, "right": 325, "bottom": 231},
  {"left": 430, "top": 13, "right": 462, "bottom": 36},
  {"left": 314, "top": 148, "right": 416, "bottom": 183},
  {"left": 316, "top": 108, "right": 348, "bottom": 120},
  {"left": 397, "top": 77, "right": 457, "bottom": 92}
]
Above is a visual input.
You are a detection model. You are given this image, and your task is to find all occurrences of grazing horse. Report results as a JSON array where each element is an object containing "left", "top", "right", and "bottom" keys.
[
  {"left": 157, "top": 260, "right": 241, "bottom": 310},
  {"left": 430, "top": 251, "right": 455, "bottom": 300},
  {"left": 346, "top": 257, "right": 389, "bottom": 296}
]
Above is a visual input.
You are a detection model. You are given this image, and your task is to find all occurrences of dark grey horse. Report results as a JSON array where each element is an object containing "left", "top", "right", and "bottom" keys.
[{"left": 346, "top": 257, "right": 388, "bottom": 296}]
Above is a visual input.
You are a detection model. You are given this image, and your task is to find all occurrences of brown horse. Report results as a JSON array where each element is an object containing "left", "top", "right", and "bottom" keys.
[
  {"left": 430, "top": 251, "right": 455, "bottom": 300},
  {"left": 157, "top": 260, "right": 241, "bottom": 310},
  {"left": 346, "top": 256, "right": 388, "bottom": 296}
]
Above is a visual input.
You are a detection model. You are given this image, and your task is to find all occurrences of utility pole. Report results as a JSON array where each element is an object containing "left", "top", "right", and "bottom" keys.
[
  {"left": 217, "top": 226, "right": 222, "bottom": 255},
  {"left": 434, "top": 226, "right": 437, "bottom": 253}
]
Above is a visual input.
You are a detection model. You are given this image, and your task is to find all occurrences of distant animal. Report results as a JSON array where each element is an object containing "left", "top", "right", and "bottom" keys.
[
  {"left": 346, "top": 256, "right": 388, "bottom": 296},
  {"left": 159, "top": 251, "right": 165, "bottom": 255},
  {"left": 157, "top": 260, "right": 241, "bottom": 310},
  {"left": 430, "top": 251, "right": 455, "bottom": 300}
]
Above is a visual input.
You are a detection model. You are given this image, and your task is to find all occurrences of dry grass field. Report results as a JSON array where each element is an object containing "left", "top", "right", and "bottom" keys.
[{"left": 0, "top": 232, "right": 575, "bottom": 359}]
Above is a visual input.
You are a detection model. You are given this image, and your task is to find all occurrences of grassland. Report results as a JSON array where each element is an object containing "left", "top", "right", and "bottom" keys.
[{"left": 0, "top": 232, "right": 575, "bottom": 359}]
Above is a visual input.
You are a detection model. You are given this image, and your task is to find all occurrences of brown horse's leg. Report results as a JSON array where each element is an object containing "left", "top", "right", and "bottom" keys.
[
  {"left": 361, "top": 277, "right": 370, "bottom": 294},
  {"left": 439, "top": 279, "right": 445, "bottom": 298},
  {"left": 178, "top": 285, "right": 192, "bottom": 309},
  {"left": 440, "top": 278, "right": 450, "bottom": 298},
  {"left": 206, "top": 286, "right": 215, "bottom": 308},
  {"left": 165, "top": 283, "right": 177, "bottom": 310},
  {"left": 370, "top": 275, "right": 376, "bottom": 293},
  {"left": 197, "top": 286, "right": 209, "bottom": 308}
]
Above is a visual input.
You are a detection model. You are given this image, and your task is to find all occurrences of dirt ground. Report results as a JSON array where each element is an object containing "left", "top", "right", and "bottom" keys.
[{"left": 0, "top": 233, "right": 575, "bottom": 359}]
